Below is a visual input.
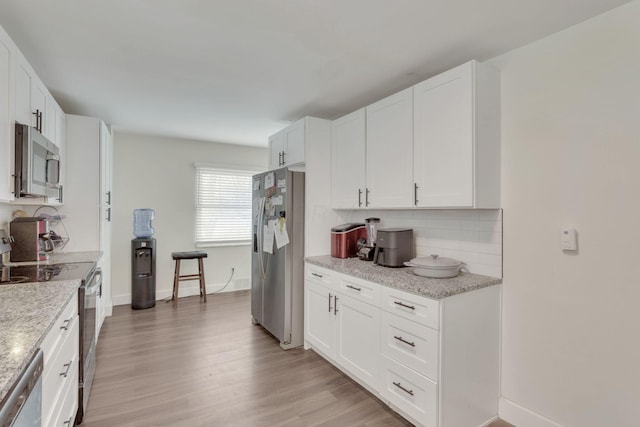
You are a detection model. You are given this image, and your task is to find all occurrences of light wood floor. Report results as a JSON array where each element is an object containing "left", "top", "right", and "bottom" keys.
[{"left": 83, "top": 291, "right": 514, "bottom": 427}]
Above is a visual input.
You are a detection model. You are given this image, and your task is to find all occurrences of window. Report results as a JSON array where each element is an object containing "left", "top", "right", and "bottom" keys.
[{"left": 195, "top": 165, "right": 253, "bottom": 247}]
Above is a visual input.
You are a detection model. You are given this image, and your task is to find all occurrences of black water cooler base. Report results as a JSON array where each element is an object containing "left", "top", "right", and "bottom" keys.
[{"left": 132, "top": 238, "right": 156, "bottom": 310}]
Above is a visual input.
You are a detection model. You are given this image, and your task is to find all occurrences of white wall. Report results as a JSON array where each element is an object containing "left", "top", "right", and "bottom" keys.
[
  {"left": 111, "top": 132, "right": 268, "bottom": 305},
  {"left": 489, "top": 2, "right": 640, "bottom": 426}
]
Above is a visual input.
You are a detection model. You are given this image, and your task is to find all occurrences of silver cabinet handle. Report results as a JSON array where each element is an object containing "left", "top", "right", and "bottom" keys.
[
  {"left": 60, "top": 361, "right": 72, "bottom": 377},
  {"left": 328, "top": 293, "right": 332, "bottom": 312},
  {"left": 393, "top": 335, "right": 416, "bottom": 347},
  {"left": 312, "top": 272, "right": 323, "bottom": 278},
  {"left": 358, "top": 189, "right": 363, "bottom": 207},
  {"left": 393, "top": 381, "right": 414, "bottom": 396},
  {"left": 106, "top": 190, "right": 111, "bottom": 205},
  {"left": 106, "top": 207, "right": 111, "bottom": 222},
  {"left": 365, "top": 188, "right": 370, "bottom": 206},
  {"left": 414, "top": 183, "right": 419, "bottom": 206},
  {"left": 346, "top": 284, "right": 361, "bottom": 292},
  {"left": 60, "top": 316, "right": 73, "bottom": 330},
  {"left": 281, "top": 150, "right": 286, "bottom": 165},
  {"left": 394, "top": 301, "right": 416, "bottom": 310},
  {"left": 334, "top": 295, "right": 338, "bottom": 316}
]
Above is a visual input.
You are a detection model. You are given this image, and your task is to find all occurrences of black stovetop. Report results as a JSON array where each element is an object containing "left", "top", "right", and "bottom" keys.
[{"left": 0, "top": 262, "right": 95, "bottom": 285}]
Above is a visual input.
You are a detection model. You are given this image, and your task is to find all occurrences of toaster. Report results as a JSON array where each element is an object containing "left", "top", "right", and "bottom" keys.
[{"left": 331, "top": 223, "right": 366, "bottom": 258}]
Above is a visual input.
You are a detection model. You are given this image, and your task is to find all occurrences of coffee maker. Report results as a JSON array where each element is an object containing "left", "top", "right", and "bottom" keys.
[
  {"left": 9, "top": 217, "right": 54, "bottom": 262},
  {"left": 357, "top": 217, "right": 380, "bottom": 261}
]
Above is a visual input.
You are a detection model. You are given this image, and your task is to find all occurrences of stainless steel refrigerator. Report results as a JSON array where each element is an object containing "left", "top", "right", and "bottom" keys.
[{"left": 251, "top": 167, "right": 305, "bottom": 349}]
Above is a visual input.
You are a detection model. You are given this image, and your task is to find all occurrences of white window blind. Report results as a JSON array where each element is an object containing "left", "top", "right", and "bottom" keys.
[{"left": 195, "top": 166, "right": 253, "bottom": 246}]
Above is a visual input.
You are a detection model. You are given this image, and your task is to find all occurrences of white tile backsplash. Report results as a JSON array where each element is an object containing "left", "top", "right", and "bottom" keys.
[{"left": 336, "top": 209, "right": 503, "bottom": 278}]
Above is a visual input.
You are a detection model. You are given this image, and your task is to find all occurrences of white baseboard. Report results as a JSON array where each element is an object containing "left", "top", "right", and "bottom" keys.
[
  {"left": 112, "top": 278, "right": 250, "bottom": 306},
  {"left": 499, "top": 398, "right": 564, "bottom": 427}
]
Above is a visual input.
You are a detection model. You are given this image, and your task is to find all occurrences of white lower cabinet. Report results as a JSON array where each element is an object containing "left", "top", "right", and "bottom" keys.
[
  {"left": 335, "top": 292, "right": 380, "bottom": 391},
  {"left": 380, "top": 354, "right": 438, "bottom": 427},
  {"left": 41, "top": 296, "right": 79, "bottom": 427},
  {"left": 305, "top": 265, "right": 380, "bottom": 392},
  {"left": 304, "top": 263, "right": 500, "bottom": 427}
]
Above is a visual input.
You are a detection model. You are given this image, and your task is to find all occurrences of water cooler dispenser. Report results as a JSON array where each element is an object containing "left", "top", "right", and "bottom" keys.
[{"left": 131, "top": 209, "right": 156, "bottom": 309}]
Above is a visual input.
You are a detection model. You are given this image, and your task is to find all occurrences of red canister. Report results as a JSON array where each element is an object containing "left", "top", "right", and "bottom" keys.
[{"left": 331, "top": 223, "right": 366, "bottom": 258}]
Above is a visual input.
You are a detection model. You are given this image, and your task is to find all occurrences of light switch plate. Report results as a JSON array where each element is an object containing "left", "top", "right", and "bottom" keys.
[{"left": 561, "top": 228, "right": 577, "bottom": 251}]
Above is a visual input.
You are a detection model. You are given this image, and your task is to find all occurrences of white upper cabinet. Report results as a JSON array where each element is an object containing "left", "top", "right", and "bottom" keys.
[
  {"left": 413, "top": 60, "right": 500, "bottom": 208},
  {"left": 331, "top": 108, "right": 366, "bottom": 209},
  {"left": 268, "top": 117, "right": 327, "bottom": 170},
  {"left": 330, "top": 60, "right": 500, "bottom": 209},
  {"left": 365, "top": 88, "right": 414, "bottom": 208},
  {"left": 269, "top": 130, "right": 285, "bottom": 169},
  {"left": 282, "top": 119, "right": 305, "bottom": 166},
  {"left": 0, "top": 29, "right": 14, "bottom": 202},
  {"left": 15, "top": 52, "right": 63, "bottom": 146},
  {"left": 14, "top": 59, "right": 32, "bottom": 127},
  {"left": 269, "top": 118, "right": 305, "bottom": 169}
]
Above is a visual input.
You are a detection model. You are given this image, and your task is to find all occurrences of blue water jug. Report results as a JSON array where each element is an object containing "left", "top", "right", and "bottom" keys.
[{"left": 133, "top": 209, "right": 155, "bottom": 238}]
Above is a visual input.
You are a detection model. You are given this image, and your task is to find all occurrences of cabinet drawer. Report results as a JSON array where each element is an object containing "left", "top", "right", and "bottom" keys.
[
  {"left": 380, "top": 286, "right": 439, "bottom": 329},
  {"left": 381, "top": 311, "right": 439, "bottom": 380},
  {"left": 42, "top": 316, "right": 79, "bottom": 425},
  {"left": 380, "top": 354, "right": 437, "bottom": 427},
  {"left": 306, "top": 264, "right": 334, "bottom": 288},
  {"left": 41, "top": 296, "right": 78, "bottom": 366},
  {"left": 50, "top": 366, "right": 79, "bottom": 427},
  {"left": 337, "top": 273, "right": 380, "bottom": 306}
]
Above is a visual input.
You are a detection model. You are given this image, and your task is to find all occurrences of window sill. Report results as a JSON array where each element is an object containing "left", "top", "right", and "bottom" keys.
[{"left": 196, "top": 241, "right": 251, "bottom": 248}]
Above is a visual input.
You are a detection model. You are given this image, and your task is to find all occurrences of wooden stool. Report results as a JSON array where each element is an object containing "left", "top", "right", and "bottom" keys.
[{"left": 171, "top": 251, "right": 208, "bottom": 304}]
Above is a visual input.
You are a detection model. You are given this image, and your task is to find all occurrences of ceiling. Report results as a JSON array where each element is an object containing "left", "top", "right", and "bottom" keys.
[{"left": 0, "top": 0, "right": 630, "bottom": 147}]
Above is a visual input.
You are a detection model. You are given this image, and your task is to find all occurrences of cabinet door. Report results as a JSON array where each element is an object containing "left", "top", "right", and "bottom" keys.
[
  {"left": 305, "top": 279, "right": 336, "bottom": 358},
  {"left": 0, "top": 34, "right": 12, "bottom": 201},
  {"left": 282, "top": 118, "right": 305, "bottom": 166},
  {"left": 335, "top": 292, "right": 380, "bottom": 390},
  {"left": 414, "top": 62, "right": 474, "bottom": 207},
  {"left": 46, "top": 96, "right": 57, "bottom": 143},
  {"left": 331, "top": 109, "right": 366, "bottom": 209},
  {"left": 99, "top": 122, "right": 113, "bottom": 318},
  {"left": 366, "top": 88, "right": 413, "bottom": 208},
  {"left": 15, "top": 61, "right": 32, "bottom": 126},
  {"left": 31, "top": 79, "right": 47, "bottom": 133},
  {"left": 269, "top": 130, "right": 284, "bottom": 169}
]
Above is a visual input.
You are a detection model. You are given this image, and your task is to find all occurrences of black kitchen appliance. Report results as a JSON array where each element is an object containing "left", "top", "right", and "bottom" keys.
[
  {"left": 373, "top": 228, "right": 414, "bottom": 267},
  {"left": 9, "top": 217, "right": 54, "bottom": 262},
  {"left": 131, "top": 238, "right": 156, "bottom": 309}
]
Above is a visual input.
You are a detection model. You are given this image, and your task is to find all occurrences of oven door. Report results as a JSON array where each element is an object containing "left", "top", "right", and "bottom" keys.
[{"left": 77, "top": 268, "right": 101, "bottom": 424}]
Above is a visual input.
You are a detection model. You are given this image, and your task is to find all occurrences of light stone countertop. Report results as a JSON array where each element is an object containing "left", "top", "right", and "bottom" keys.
[
  {"left": 305, "top": 255, "right": 502, "bottom": 300},
  {"left": 0, "top": 280, "right": 80, "bottom": 404}
]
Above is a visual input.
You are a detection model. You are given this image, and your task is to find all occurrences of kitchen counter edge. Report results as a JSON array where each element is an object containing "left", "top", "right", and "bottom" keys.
[{"left": 305, "top": 255, "right": 502, "bottom": 300}]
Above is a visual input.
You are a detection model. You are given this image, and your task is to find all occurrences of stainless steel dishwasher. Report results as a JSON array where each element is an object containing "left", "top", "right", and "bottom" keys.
[{"left": 0, "top": 349, "right": 43, "bottom": 426}]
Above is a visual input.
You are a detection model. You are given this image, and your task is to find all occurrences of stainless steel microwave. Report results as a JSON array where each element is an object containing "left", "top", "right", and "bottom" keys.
[{"left": 14, "top": 122, "right": 61, "bottom": 198}]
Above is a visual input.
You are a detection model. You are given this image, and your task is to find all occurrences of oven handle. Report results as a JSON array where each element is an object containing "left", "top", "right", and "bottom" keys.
[{"left": 84, "top": 268, "right": 102, "bottom": 296}]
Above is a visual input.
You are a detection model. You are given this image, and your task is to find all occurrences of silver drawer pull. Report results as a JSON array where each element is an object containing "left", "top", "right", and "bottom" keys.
[
  {"left": 328, "top": 293, "right": 333, "bottom": 312},
  {"left": 346, "top": 284, "right": 361, "bottom": 292},
  {"left": 64, "top": 415, "right": 74, "bottom": 425},
  {"left": 393, "top": 335, "right": 416, "bottom": 347},
  {"left": 394, "top": 301, "right": 416, "bottom": 310},
  {"left": 60, "top": 361, "right": 72, "bottom": 377},
  {"left": 311, "top": 272, "right": 323, "bottom": 278},
  {"left": 393, "top": 381, "right": 414, "bottom": 396},
  {"left": 60, "top": 316, "right": 73, "bottom": 330}
]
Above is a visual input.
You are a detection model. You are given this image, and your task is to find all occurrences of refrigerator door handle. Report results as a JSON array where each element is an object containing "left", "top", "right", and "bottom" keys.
[{"left": 257, "top": 197, "right": 267, "bottom": 278}]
